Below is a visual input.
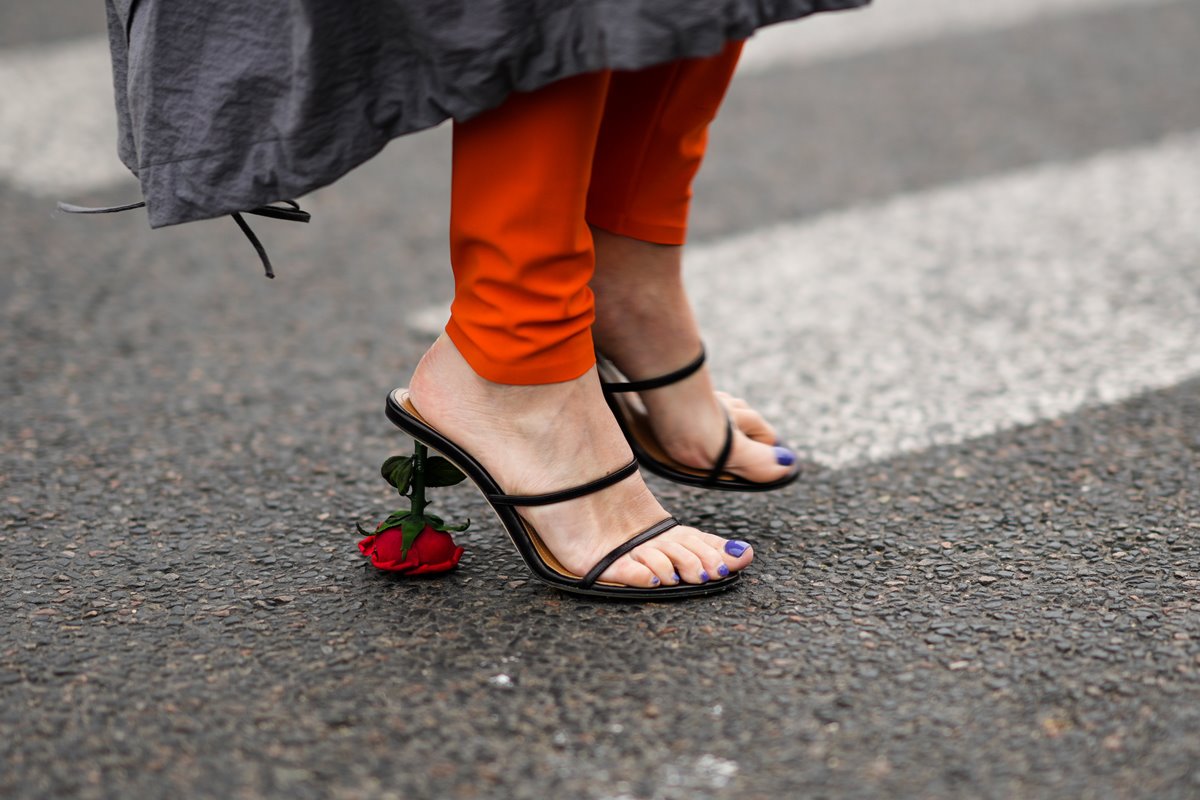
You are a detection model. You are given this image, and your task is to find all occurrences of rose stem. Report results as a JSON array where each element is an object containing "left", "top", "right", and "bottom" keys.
[{"left": 411, "top": 441, "right": 428, "bottom": 519}]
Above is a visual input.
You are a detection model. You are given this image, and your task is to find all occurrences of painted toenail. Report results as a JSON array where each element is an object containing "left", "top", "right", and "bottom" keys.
[
  {"left": 725, "top": 540, "right": 750, "bottom": 557},
  {"left": 699, "top": 570, "right": 710, "bottom": 583},
  {"left": 651, "top": 576, "right": 660, "bottom": 586},
  {"left": 774, "top": 446, "right": 796, "bottom": 466},
  {"left": 717, "top": 564, "right": 730, "bottom": 578},
  {"left": 672, "top": 573, "right": 681, "bottom": 584}
]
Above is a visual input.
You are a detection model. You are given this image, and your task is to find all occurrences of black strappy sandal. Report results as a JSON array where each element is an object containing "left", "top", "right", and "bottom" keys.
[
  {"left": 598, "top": 348, "right": 801, "bottom": 492},
  {"left": 385, "top": 389, "right": 740, "bottom": 599}
]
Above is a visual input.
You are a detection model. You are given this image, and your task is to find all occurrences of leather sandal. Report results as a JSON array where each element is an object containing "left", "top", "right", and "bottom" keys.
[
  {"left": 598, "top": 347, "right": 801, "bottom": 492},
  {"left": 385, "top": 389, "right": 741, "bottom": 599}
]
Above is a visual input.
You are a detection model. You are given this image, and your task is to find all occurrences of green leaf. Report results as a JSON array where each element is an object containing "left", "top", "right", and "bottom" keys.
[
  {"left": 400, "top": 515, "right": 426, "bottom": 559},
  {"left": 376, "top": 509, "right": 412, "bottom": 532},
  {"left": 380, "top": 455, "right": 406, "bottom": 483},
  {"left": 438, "top": 518, "right": 471, "bottom": 533},
  {"left": 381, "top": 455, "right": 413, "bottom": 494},
  {"left": 355, "top": 521, "right": 376, "bottom": 537},
  {"left": 424, "top": 456, "right": 467, "bottom": 487}
]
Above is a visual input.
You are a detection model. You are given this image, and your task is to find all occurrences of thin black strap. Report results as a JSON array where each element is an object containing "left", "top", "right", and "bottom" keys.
[
  {"left": 57, "top": 200, "right": 147, "bottom": 214},
  {"left": 230, "top": 211, "right": 276, "bottom": 279},
  {"left": 580, "top": 517, "right": 679, "bottom": 588},
  {"left": 600, "top": 347, "right": 706, "bottom": 393},
  {"left": 56, "top": 199, "right": 311, "bottom": 279},
  {"left": 242, "top": 199, "right": 309, "bottom": 223},
  {"left": 703, "top": 411, "right": 736, "bottom": 487},
  {"left": 486, "top": 457, "right": 638, "bottom": 507}
]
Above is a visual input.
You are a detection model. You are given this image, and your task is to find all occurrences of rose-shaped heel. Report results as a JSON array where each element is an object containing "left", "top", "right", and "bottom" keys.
[
  {"left": 384, "top": 388, "right": 739, "bottom": 600},
  {"left": 357, "top": 441, "right": 468, "bottom": 575}
]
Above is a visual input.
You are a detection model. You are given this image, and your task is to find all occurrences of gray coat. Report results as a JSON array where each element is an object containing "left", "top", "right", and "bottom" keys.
[{"left": 105, "top": 0, "right": 870, "bottom": 228}]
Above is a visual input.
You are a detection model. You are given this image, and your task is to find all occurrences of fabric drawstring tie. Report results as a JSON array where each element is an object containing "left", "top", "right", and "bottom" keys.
[{"left": 55, "top": 199, "right": 311, "bottom": 279}]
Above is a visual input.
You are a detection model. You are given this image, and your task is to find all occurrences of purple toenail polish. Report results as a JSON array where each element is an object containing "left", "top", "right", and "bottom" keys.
[
  {"left": 651, "top": 576, "right": 661, "bottom": 586},
  {"left": 725, "top": 540, "right": 750, "bottom": 557},
  {"left": 718, "top": 564, "right": 730, "bottom": 578},
  {"left": 774, "top": 446, "right": 796, "bottom": 466},
  {"left": 672, "top": 572, "right": 681, "bottom": 584},
  {"left": 699, "top": 570, "right": 710, "bottom": 583}
]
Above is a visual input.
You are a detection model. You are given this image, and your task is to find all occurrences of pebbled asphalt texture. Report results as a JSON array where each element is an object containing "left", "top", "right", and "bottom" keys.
[{"left": 3, "top": 2, "right": 1200, "bottom": 798}]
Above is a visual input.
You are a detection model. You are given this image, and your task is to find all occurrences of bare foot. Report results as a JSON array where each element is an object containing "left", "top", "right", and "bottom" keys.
[
  {"left": 590, "top": 227, "right": 796, "bottom": 483},
  {"left": 407, "top": 336, "right": 754, "bottom": 588}
]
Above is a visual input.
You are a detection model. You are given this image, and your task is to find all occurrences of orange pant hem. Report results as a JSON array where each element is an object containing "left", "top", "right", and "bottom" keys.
[
  {"left": 444, "top": 317, "right": 597, "bottom": 385},
  {"left": 586, "top": 213, "right": 688, "bottom": 246}
]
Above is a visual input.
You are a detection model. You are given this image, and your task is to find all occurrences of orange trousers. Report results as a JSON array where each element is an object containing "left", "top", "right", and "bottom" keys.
[{"left": 445, "top": 41, "right": 744, "bottom": 385}]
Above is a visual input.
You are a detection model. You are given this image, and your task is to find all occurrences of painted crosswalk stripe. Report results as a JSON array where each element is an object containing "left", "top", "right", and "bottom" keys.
[
  {"left": 689, "top": 132, "right": 1200, "bottom": 467},
  {"left": 404, "top": 133, "right": 1200, "bottom": 468},
  {"left": 0, "top": 37, "right": 133, "bottom": 196},
  {"left": 738, "top": 0, "right": 1177, "bottom": 74}
]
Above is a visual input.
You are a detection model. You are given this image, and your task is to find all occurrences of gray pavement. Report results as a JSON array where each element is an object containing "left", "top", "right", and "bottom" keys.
[{"left": 3, "top": 2, "right": 1200, "bottom": 799}]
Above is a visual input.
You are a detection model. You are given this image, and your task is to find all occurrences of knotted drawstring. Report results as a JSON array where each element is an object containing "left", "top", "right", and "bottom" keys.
[{"left": 55, "top": 199, "right": 311, "bottom": 279}]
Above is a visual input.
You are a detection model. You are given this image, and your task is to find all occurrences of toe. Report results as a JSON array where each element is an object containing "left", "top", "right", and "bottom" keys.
[
  {"left": 686, "top": 537, "right": 731, "bottom": 582},
  {"left": 715, "top": 391, "right": 747, "bottom": 409},
  {"left": 658, "top": 540, "right": 708, "bottom": 584},
  {"left": 672, "top": 528, "right": 753, "bottom": 580},
  {"left": 722, "top": 428, "right": 796, "bottom": 483},
  {"left": 630, "top": 545, "right": 682, "bottom": 586},
  {"left": 713, "top": 534, "right": 755, "bottom": 574},
  {"left": 597, "top": 554, "right": 662, "bottom": 588},
  {"left": 727, "top": 404, "right": 779, "bottom": 446}
]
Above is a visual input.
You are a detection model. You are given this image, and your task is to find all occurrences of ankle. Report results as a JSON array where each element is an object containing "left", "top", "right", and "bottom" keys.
[
  {"left": 410, "top": 337, "right": 622, "bottom": 442},
  {"left": 589, "top": 230, "right": 705, "bottom": 377},
  {"left": 590, "top": 272, "right": 701, "bottom": 379},
  {"left": 592, "top": 304, "right": 703, "bottom": 381},
  {"left": 590, "top": 229, "right": 685, "bottom": 309}
]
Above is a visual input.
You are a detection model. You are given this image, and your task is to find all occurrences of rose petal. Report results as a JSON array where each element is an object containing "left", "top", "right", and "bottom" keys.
[
  {"left": 405, "top": 546, "right": 465, "bottom": 575},
  {"left": 358, "top": 524, "right": 463, "bottom": 574}
]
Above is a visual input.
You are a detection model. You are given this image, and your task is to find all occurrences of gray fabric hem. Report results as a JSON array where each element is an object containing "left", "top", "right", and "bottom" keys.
[{"left": 120, "top": 0, "right": 871, "bottom": 228}]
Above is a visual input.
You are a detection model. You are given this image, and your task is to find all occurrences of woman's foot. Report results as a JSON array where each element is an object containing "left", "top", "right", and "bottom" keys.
[
  {"left": 590, "top": 227, "right": 796, "bottom": 484},
  {"left": 407, "top": 336, "right": 754, "bottom": 588}
]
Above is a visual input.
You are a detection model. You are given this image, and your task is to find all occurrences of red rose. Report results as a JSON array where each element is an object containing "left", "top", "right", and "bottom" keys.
[{"left": 358, "top": 524, "right": 464, "bottom": 575}]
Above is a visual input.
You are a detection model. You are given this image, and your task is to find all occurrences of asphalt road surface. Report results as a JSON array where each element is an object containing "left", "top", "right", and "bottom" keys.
[{"left": 3, "top": 1, "right": 1199, "bottom": 798}]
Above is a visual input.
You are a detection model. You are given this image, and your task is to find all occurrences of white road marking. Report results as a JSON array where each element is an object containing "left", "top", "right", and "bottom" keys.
[
  {"left": 405, "top": 134, "right": 1200, "bottom": 468},
  {"left": 0, "top": 0, "right": 1174, "bottom": 196},
  {"left": 739, "top": 0, "right": 1178, "bottom": 74},
  {"left": 0, "top": 37, "right": 134, "bottom": 196},
  {"left": 688, "top": 132, "right": 1200, "bottom": 467}
]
